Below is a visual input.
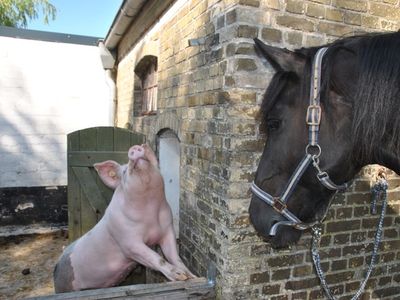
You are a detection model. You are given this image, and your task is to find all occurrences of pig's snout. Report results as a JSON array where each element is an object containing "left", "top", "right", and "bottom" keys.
[{"left": 128, "top": 145, "right": 145, "bottom": 162}]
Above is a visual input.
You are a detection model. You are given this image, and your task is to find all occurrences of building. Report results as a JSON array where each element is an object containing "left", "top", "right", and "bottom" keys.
[
  {"left": 0, "top": 26, "right": 113, "bottom": 225},
  {"left": 103, "top": 0, "right": 400, "bottom": 298}
]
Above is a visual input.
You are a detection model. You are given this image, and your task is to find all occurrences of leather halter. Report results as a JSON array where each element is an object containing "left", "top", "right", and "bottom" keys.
[{"left": 251, "top": 47, "right": 349, "bottom": 236}]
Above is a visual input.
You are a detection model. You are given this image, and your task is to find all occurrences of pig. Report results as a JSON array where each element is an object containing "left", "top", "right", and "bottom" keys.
[{"left": 53, "top": 144, "right": 195, "bottom": 293}]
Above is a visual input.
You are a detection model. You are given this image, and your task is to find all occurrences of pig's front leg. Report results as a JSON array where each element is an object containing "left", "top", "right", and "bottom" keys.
[
  {"left": 159, "top": 228, "right": 196, "bottom": 279},
  {"left": 128, "top": 244, "right": 189, "bottom": 281}
]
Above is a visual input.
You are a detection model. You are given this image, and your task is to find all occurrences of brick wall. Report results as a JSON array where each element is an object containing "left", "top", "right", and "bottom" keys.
[{"left": 115, "top": 0, "right": 400, "bottom": 298}]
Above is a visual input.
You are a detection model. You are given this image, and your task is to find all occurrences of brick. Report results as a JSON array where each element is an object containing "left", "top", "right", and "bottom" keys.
[
  {"left": 305, "top": 35, "right": 324, "bottom": 47},
  {"left": 286, "top": 31, "right": 303, "bottom": 46},
  {"left": 316, "top": 247, "right": 342, "bottom": 260},
  {"left": 336, "top": 207, "right": 352, "bottom": 219},
  {"left": 326, "top": 8, "right": 344, "bottom": 22},
  {"left": 378, "top": 276, "right": 392, "bottom": 286},
  {"left": 343, "top": 11, "right": 361, "bottom": 26},
  {"left": 237, "top": 25, "right": 258, "bottom": 38},
  {"left": 271, "top": 268, "right": 290, "bottom": 280},
  {"left": 331, "top": 259, "right": 347, "bottom": 271},
  {"left": 225, "top": 76, "right": 235, "bottom": 87},
  {"left": 310, "top": 285, "right": 343, "bottom": 298},
  {"left": 267, "top": 253, "right": 304, "bottom": 267},
  {"left": 285, "top": 278, "right": 319, "bottom": 290},
  {"left": 217, "top": 15, "right": 225, "bottom": 29},
  {"left": 292, "top": 292, "right": 307, "bottom": 299},
  {"left": 235, "top": 44, "right": 256, "bottom": 55},
  {"left": 261, "top": 28, "right": 282, "bottom": 43},
  {"left": 354, "top": 206, "right": 369, "bottom": 217},
  {"left": 235, "top": 58, "right": 257, "bottom": 71},
  {"left": 371, "top": 3, "right": 400, "bottom": 20},
  {"left": 262, "top": 284, "right": 281, "bottom": 295},
  {"left": 384, "top": 228, "right": 398, "bottom": 239},
  {"left": 276, "top": 15, "right": 314, "bottom": 32},
  {"left": 226, "top": 9, "right": 237, "bottom": 25},
  {"left": 334, "top": 0, "right": 367, "bottom": 12},
  {"left": 286, "top": 0, "right": 305, "bottom": 14},
  {"left": 232, "top": 215, "right": 251, "bottom": 228},
  {"left": 226, "top": 43, "right": 236, "bottom": 57},
  {"left": 350, "top": 231, "right": 366, "bottom": 243},
  {"left": 264, "top": 0, "right": 280, "bottom": 10},
  {"left": 239, "top": 0, "right": 260, "bottom": 7},
  {"left": 317, "top": 22, "right": 354, "bottom": 37},
  {"left": 293, "top": 265, "right": 312, "bottom": 277},
  {"left": 250, "top": 271, "right": 269, "bottom": 284},
  {"left": 374, "top": 286, "right": 400, "bottom": 298},
  {"left": 326, "top": 220, "right": 360, "bottom": 232},
  {"left": 343, "top": 244, "right": 365, "bottom": 256},
  {"left": 306, "top": 3, "right": 325, "bottom": 19}
]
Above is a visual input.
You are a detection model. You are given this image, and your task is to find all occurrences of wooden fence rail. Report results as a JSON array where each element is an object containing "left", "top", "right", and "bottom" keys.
[{"left": 27, "top": 278, "right": 215, "bottom": 300}]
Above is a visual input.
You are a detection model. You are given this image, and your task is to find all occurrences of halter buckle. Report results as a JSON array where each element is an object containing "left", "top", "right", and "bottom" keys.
[
  {"left": 306, "top": 105, "right": 322, "bottom": 126},
  {"left": 272, "top": 197, "right": 287, "bottom": 213}
]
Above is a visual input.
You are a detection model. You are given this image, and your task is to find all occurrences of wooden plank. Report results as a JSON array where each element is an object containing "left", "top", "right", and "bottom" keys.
[
  {"left": 96, "top": 127, "right": 114, "bottom": 151},
  {"left": 72, "top": 167, "right": 108, "bottom": 215},
  {"left": 114, "top": 128, "right": 132, "bottom": 151},
  {"left": 27, "top": 278, "right": 215, "bottom": 300},
  {"left": 77, "top": 128, "right": 98, "bottom": 235},
  {"left": 68, "top": 151, "right": 128, "bottom": 167},
  {"left": 96, "top": 127, "right": 115, "bottom": 207},
  {"left": 67, "top": 168, "right": 81, "bottom": 243},
  {"left": 79, "top": 183, "right": 97, "bottom": 236},
  {"left": 130, "top": 132, "right": 146, "bottom": 146},
  {"left": 67, "top": 131, "right": 81, "bottom": 243},
  {"left": 67, "top": 131, "right": 80, "bottom": 151},
  {"left": 79, "top": 127, "right": 98, "bottom": 151}
]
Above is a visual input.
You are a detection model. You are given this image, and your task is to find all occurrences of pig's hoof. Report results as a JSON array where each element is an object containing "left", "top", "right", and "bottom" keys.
[{"left": 173, "top": 271, "right": 189, "bottom": 281}]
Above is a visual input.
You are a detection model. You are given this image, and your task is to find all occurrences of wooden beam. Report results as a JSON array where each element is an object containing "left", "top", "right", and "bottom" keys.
[
  {"left": 68, "top": 151, "right": 128, "bottom": 167},
  {"left": 28, "top": 278, "right": 215, "bottom": 300},
  {"left": 72, "top": 167, "right": 108, "bottom": 215}
]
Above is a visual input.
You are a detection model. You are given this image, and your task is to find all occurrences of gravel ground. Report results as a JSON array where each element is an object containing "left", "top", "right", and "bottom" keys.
[{"left": 0, "top": 228, "right": 68, "bottom": 300}]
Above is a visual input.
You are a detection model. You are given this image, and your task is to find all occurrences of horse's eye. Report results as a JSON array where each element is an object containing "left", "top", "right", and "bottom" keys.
[{"left": 266, "top": 119, "right": 281, "bottom": 131}]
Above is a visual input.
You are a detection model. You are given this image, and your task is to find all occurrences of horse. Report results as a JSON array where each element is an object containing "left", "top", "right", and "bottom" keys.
[{"left": 249, "top": 31, "right": 400, "bottom": 249}]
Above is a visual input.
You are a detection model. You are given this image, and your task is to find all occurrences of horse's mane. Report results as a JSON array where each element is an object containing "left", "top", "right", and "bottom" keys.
[
  {"left": 260, "top": 32, "right": 400, "bottom": 163},
  {"left": 323, "top": 32, "right": 400, "bottom": 163}
]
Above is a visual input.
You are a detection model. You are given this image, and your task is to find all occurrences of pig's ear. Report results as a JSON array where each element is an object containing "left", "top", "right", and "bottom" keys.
[{"left": 93, "top": 160, "right": 121, "bottom": 189}]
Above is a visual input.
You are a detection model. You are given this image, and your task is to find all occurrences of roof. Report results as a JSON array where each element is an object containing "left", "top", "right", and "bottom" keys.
[
  {"left": 104, "top": 0, "right": 175, "bottom": 51},
  {"left": 0, "top": 26, "right": 100, "bottom": 46}
]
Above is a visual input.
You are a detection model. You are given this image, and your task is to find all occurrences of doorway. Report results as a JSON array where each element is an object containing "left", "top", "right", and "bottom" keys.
[{"left": 158, "top": 129, "right": 180, "bottom": 235}]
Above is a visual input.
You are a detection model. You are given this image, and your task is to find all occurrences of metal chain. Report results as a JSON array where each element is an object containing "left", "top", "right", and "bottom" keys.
[{"left": 311, "top": 177, "right": 388, "bottom": 300}]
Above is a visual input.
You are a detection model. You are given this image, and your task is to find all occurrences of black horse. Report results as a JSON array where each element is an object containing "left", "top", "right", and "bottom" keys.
[{"left": 249, "top": 31, "right": 400, "bottom": 249}]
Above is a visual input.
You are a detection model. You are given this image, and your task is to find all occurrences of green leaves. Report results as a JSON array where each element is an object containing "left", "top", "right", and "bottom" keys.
[{"left": 0, "top": 0, "right": 56, "bottom": 28}]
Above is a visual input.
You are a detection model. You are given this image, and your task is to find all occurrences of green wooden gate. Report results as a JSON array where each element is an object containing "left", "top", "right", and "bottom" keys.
[{"left": 67, "top": 126, "right": 145, "bottom": 243}]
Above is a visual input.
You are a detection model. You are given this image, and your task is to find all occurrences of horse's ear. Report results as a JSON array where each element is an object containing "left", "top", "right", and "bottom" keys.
[{"left": 254, "top": 38, "right": 305, "bottom": 74}]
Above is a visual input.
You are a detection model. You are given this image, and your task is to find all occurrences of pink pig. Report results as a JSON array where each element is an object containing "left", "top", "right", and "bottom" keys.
[{"left": 54, "top": 144, "right": 195, "bottom": 293}]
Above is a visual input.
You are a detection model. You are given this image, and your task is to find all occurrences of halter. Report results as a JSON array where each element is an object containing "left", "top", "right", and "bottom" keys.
[{"left": 251, "top": 47, "right": 349, "bottom": 236}]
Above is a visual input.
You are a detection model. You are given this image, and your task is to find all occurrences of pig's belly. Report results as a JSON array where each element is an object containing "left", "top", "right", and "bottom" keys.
[{"left": 70, "top": 238, "right": 136, "bottom": 290}]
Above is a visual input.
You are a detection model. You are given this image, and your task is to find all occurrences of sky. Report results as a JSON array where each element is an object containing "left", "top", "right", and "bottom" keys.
[{"left": 27, "top": 0, "right": 123, "bottom": 38}]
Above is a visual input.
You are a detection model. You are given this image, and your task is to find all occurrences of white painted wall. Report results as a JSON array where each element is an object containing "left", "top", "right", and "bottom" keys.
[
  {"left": 159, "top": 135, "right": 180, "bottom": 235},
  {"left": 0, "top": 35, "right": 112, "bottom": 188}
]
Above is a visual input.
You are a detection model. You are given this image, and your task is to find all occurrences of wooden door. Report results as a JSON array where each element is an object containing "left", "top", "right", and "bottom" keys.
[{"left": 67, "top": 126, "right": 145, "bottom": 243}]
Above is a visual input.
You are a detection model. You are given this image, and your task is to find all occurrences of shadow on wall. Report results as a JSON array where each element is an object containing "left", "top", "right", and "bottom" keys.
[
  {"left": 0, "top": 66, "right": 65, "bottom": 187},
  {"left": 0, "top": 65, "right": 67, "bottom": 225}
]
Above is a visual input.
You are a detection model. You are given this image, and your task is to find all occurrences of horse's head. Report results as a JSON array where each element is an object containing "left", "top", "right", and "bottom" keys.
[{"left": 250, "top": 37, "right": 373, "bottom": 248}]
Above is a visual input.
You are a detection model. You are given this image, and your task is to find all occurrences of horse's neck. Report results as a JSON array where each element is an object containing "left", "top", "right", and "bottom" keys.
[{"left": 373, "top": 148, "right": 400, "bottom": 175}]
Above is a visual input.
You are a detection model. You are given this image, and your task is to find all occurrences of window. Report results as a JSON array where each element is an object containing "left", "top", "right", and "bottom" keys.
[{"left": 134, "top": 56, "right": 158, "bottom": 116}]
